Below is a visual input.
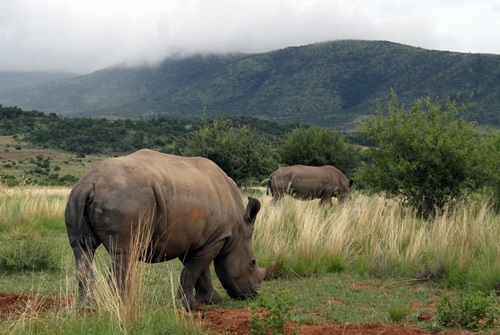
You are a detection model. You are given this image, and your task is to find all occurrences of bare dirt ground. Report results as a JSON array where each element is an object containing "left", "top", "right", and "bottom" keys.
[
  {"left": 200, "top": 307, "right": 472, "bottom": 335},
  {"left": 1, "top": 292, "right": 485, "bottom": 335},
  {"left": 0, "top": 292, "right": 62, "bottom": 317}
]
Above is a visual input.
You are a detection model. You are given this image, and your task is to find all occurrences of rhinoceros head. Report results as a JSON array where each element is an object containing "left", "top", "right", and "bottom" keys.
[{"left": 214, "top": 197, "right": 274, "bottom": 300}]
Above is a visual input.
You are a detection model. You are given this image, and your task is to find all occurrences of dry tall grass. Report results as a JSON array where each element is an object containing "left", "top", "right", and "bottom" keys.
[
  {"left": 2, "top": 185, "right": 498, "bottom": 284},
  {"left": 0, "top": 185, "right": 69, "bottom": 228},
  {"left": 255, "top": 192, "right": 500, "bottom": 285},
  {"left": 75, "top": 221, "right": 182, "bottom": 334}
]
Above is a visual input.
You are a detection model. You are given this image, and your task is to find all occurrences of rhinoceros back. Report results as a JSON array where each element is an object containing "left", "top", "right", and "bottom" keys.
[
  {"left": 269, "top": 164, "right": 350, "bottom": 201},
  {"left": 66, "top": 149, "right": 243, "bottom": 261}
]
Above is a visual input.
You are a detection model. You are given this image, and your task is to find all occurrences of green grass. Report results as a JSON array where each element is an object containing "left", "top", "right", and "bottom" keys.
[
  {"left": 0, "top": 135, "right": 106, "bottom": 184},
  {"left": 250, "top": 273, "right": 433, "bottom": 325},
  {"left": 3, "top": 296, "right": 206, "bottom": 335},
  {"left": 388, "top": 303, "right": 411, "bottom": 324},
  {"left": 0, "top": 186, "right": 499, "bottom": 334}
]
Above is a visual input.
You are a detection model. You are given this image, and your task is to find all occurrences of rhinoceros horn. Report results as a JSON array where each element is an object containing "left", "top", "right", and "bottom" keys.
[{"left": 264, "top": 262, "right": 275, "bottom": 280}]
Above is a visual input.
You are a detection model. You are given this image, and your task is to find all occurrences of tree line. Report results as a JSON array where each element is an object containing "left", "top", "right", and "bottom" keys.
[{"left": 1, "top": 93, "right": 498, "bottom": 217}]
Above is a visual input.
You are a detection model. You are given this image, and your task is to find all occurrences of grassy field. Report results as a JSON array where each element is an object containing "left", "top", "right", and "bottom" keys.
[
  {"left": 0, "top": 136, "right": 106, "bottom": 183},
  {"left": 0, "top": 186, "right": 499, "bottom": 334}
]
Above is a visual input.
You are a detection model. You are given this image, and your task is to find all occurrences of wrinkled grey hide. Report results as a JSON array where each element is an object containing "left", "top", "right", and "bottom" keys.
[
  {"left": 267, "top": 165, "right": 353, "bottom": 206},
  {"left": 65, "top": 149, "right": 274, "bottom": 311}
]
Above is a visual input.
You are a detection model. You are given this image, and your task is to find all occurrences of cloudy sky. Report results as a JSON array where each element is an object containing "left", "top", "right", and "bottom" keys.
[{"left": 1, "top": 0, "right": 499, "bottom": 74}]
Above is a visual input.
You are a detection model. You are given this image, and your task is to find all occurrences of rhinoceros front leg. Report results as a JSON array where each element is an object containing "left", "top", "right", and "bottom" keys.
[
  {"left": 177, "top": 242, "right": 224, "bottom": 311},
  {"left": 319, "top": 195, "right": 333, "bottom": 207},
  {"left": 194, "top": 266, "right": 222, "bottom": 305},
  {"left": 177, "top": 265, "right": 204, "bottom": 310}
]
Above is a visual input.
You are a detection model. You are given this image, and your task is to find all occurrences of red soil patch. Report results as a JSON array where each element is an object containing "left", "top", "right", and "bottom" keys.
[
  {"left": 0, "top": 292, "right": 488, "bottom": 334},
  {"left": 349, "top": 281, "right": 379, "bottom": 291},
  {"left": 0, "top": 292, "right": 61, "bottom": 318},
  {"left": 200, "top": 307, "right": 473, "bottom": 335}
]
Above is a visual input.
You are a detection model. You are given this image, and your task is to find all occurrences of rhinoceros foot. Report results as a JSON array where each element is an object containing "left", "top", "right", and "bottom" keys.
[{"left": 195, "top": 290, "right": 222, "bottom": 305}]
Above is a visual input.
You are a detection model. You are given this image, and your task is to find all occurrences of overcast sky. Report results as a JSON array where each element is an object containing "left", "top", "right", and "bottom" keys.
[{"left": 1, "top": 0, "right": 499, "bottom": 74}]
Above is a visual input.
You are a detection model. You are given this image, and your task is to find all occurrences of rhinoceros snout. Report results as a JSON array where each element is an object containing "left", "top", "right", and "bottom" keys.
[{"left": 226, "top": 264, "right": 274, "bottom": 300}]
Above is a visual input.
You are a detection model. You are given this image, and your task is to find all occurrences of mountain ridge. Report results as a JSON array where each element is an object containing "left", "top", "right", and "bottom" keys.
[
  {"left": 1, "top": 40, "right": 498, "bottom": 128},
  {"left": 0, "top": 71, "right": 76, "bottom": 94}
]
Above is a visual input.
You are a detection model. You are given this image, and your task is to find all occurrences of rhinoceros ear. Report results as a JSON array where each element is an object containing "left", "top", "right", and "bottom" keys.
[{"left": 245, "top": 197, "right": 261, "bottom": 225}]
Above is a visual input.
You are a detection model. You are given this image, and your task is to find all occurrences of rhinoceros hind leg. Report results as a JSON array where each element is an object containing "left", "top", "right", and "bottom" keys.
[
  {"left": 73, "top": 243, "right": 98, "bottom": 309},
  {"left": 109, "top": 252, "right": 131, "bottom": 301}
]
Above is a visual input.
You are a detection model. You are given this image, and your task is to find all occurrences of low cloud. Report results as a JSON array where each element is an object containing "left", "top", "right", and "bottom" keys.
[{"left": 0, "top": 0, "right": 498, "bottom": 73}]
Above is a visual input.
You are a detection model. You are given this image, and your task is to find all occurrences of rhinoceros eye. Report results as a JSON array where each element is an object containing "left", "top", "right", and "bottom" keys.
[{"left": 250, "top": 259, "right": 256, "bottom": 268}]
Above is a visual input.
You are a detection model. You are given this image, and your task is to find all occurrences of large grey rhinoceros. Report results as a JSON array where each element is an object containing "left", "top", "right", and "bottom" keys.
[
  {"left": 267, "top": 165, "right": 353, "bottom": 206},
  {"left": 65, "top": 149, "right": 274, "bottom": 311}
]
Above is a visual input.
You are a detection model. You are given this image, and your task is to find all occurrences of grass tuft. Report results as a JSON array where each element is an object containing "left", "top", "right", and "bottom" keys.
[
  {"left": 0, "top": 233, "right": 59, "bottom": 272},
  {"left": 387, "top": 303, "right": 411, "bottom": 324}
]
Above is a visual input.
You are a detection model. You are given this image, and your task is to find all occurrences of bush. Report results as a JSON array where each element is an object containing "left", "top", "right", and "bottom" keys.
[
  {"left": 437, "top": 290, "right": 500, "bottom": 330},
  {"left": 183, "top": 117, "right": 279, "bottom": 185},
  {"left": 0, "top": 234, "right": 58, "bottom": 272},
  {"left": 355, "top": 91, "right": 499, "bottom": 216},
  {"left": 278, "top": 125, "right": 360, "bottom": 175},
  {"left": 248, "top": 290, "right": 299, "bottom": 335}
]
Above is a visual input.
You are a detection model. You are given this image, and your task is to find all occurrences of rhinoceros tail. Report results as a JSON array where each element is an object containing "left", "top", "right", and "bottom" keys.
[
  {"left": 65, "top": 183, "right": 96, "bottom": 248},
  {"left": 266, "top": 178, "right": 273, "bottom": 196}
]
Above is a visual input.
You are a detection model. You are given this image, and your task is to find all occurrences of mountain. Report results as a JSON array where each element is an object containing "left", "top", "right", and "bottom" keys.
[
  {"left": 0, "top": 72, "right": 77, "bottom": 94},
  {"left": 0, "top": 40, "right": 498, "bottom": 129}
]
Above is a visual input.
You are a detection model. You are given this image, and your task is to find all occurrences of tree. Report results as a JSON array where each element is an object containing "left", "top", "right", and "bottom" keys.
[
  {"left": 278, "top": 125, "right": 360, "bottom": 175},
  {"left": 355, "top": 91, "right": 499, "bottom": 216},
  {"left": 182, "top": 118, "right": 279, "bottom": 185}
]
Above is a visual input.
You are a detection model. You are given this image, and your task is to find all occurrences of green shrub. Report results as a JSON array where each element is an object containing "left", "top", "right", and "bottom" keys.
[
  {"left": 356, "top": 90, "right": 499, "bottom": 217},
  {"left": 249, "top": 290, "right": 299, "bottom": 335},
  {"left": 437, "top": 290, "right": 500, "bottom": 330},
  {"left": 278, "top": 125, "right": 360, "bottom": 175},
  {"left": 183, "top": 117, "right": 279, "bottom": 184},
  {"left": 0, "top": 234, "right": 58, "bottom": 272}
]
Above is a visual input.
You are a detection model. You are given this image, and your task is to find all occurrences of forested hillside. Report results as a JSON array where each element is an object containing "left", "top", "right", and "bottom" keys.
[
  {"left": 0, "top": 105, "right": 300, "bottom": 185},
  {"left": 1, "top": 40, "right": 498, "bottom": 129},
  {"left": 0, "top": 105, "right": 295, "bottom": 156}
]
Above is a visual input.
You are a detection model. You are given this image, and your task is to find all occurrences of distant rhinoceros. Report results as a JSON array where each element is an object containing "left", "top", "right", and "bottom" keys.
[
  {"left": 267, "top": 165, "right": 353, "bottom": 206},
  {"left": 65, "top": 149, "right": 274, "bottom": 311}
]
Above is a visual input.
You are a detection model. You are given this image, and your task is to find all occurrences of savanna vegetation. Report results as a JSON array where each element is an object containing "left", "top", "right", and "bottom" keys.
[
  {"left": 2, "top": 89, "right": 498, "bottom": 212},
  {"left": 0, "top": 90, "right": 499, "bottom": 333},
  {"left": 0, "top": 186, "right": 499, "bottom": 334}
]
